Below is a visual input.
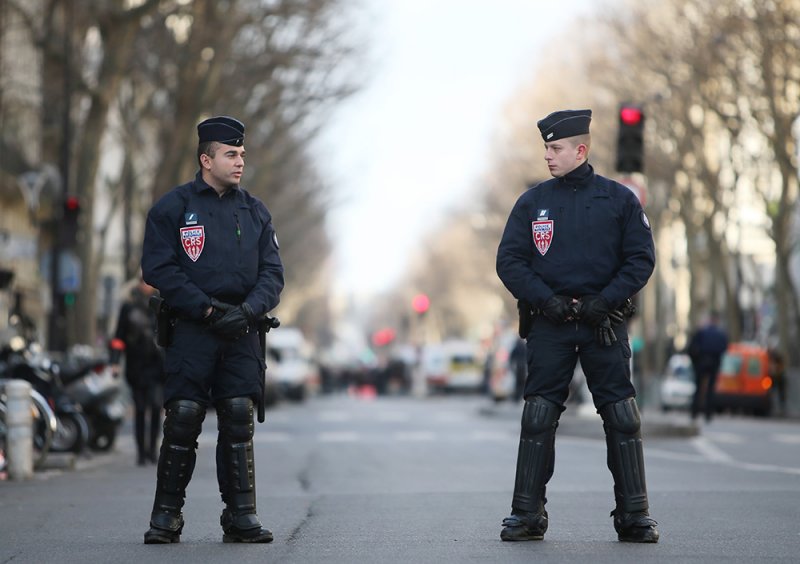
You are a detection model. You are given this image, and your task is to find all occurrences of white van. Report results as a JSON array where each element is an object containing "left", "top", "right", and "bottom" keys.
[
  {"left": 265, "top": 327, "right": 316, "bottom": 401},
  {"left": 422, "top": 340, "right": 484, "bottom": 393}
]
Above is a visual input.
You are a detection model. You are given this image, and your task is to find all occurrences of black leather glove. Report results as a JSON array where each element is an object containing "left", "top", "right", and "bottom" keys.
[
  {"left": 608, "top": 308, "right": 625, "bottom": 326},
  {"left": 595, "top": 317, "right": 618, "bottom": 346},
  {"left": 579, "top": 294, "right": 611, "bottom": 326},
  {"left": 210, "top": 302, "right": 256, "bottom": 340},
  {"left": 542, "top": 295, "right": 577, "bottom": 324},
  {"left": 204, "top": 298, "right": 233, "bottom": 325}
]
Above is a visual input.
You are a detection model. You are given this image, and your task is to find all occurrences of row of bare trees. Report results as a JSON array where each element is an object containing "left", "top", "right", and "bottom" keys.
[
  {"left": 387, "top": 0, "right": 800, "bottom": 372},
  {"left": 4, "top": 0, "right": 363, "bottom": 345}
]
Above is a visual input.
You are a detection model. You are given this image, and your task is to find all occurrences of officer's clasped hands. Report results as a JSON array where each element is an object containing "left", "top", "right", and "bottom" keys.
[
  {"left": 542, "top": 295, "right": 579, "bottom": 323},
  {"left": 206, "top": 299, "right": 255, "bottom": 340}
]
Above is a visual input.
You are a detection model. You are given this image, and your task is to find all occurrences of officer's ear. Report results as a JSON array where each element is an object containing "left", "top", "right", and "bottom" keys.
[
  {"left": 200, "top": 153, "right": 213, "bottom": 170},
  {"left": 575, "top": 143, "right": 589, "bottom": 161}
]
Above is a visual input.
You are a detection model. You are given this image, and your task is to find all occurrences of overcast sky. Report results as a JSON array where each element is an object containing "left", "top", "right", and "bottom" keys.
[{"left": 316, "top": 0, "right": 596, "bottom": 299}]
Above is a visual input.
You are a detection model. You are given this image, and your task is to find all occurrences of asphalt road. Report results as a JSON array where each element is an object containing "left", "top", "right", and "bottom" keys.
[{"left": 1, "top": 393, "right": 799, "bottom": 563}]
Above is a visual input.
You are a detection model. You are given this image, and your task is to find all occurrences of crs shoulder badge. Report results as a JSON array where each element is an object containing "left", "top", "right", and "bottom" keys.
[
  {"left": 532, "top": 220, "right": 554, "bottom": 256},
  {"left": 180, "top": 226, "right": 205, "bottom": 262}
]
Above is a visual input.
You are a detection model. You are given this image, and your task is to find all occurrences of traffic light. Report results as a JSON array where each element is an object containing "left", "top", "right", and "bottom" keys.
[
  {"left": 412, "top": 294, "right": 430, "bottom": 316},
  {"left": 615, "top": 105, "right": 644, "bottom": 173},
  {"left": 62, "top": 195, "right": 81, "bottom": 247}
]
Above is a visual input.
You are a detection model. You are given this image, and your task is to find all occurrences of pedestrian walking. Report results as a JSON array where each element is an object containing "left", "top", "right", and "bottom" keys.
[
  {"left": 767, "top": 347, "right": 787, "bottom": 416},
  {"left": 496, "top": 109, "right": 659, "bottom": 543},
  {"left": 687, "top": 312, "right": 728, "bottom": 422},
  {"left": 140, "top": 115, "right": 284, "bottom": 544},
  {"left": 110, "top": 277, "right": 164, "bottom": 466}
]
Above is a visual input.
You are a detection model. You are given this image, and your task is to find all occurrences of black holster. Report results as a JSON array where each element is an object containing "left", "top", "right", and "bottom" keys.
[
  {"left": 149, "top": 295, "right": 174, "bottom": 347},
  {"left": 517, "top": 300, "right": 533, "bottom": 339},
  {"left": 256, "top": 315, "right": 280, "bottom": 423}
]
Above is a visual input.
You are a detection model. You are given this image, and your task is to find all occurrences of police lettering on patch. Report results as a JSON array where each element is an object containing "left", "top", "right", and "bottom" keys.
[
  {"left": 180, "top": 226, "right": 205, "bottom": 262},
  {"left": 532, "top": 220, "right": 554, "bottom": 256},
  {"left": 641, "top": 211, "right": 651, "bottom": 230}
]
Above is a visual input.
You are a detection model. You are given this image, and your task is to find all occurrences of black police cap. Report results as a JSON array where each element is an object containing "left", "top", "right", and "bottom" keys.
[
  {"left": 197, "top": 116, "right": 245, "bottom": 146},
  {"left": 537, "top": 109, "right": 592, "bottom": 142}
]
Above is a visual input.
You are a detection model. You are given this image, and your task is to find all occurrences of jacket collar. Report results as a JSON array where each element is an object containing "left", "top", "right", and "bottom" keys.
[{"left": 558, "top": 161, "right": 594, "bottom": 187}]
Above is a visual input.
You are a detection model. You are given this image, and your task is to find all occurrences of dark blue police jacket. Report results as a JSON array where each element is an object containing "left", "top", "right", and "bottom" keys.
[
  {"left": 496, "top": 161, "right": 655, "bottom": 309},
  {"left": 141, "top": 172, "right": 284, "bottom": 321}
]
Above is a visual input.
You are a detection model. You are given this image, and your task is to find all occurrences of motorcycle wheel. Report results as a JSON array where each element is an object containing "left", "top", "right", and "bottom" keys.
[
  {"left": 89, "top": 424, "right": 117, "bottom": 452},
  {"left": 50, "top": 412, "right": 90, "bottom": 454},
  {"left": 29, "top": 391, "right": 57, "bottom": 469}
]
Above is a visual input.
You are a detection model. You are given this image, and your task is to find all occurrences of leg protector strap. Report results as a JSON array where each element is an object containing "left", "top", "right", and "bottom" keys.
[
  {"left": 600, "top": 397, "right": 649, "bottom": 513},
  {"left": 512, "top": 396, "right": 561, "bottom": 514}
]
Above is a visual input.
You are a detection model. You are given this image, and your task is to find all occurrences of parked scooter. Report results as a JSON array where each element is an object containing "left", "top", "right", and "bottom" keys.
[
  {"left": 57, "top": 350, "right": 125, "bottom": 451},
  {"left": 0, "top": 338, "right": 89, "bottom": 454}
]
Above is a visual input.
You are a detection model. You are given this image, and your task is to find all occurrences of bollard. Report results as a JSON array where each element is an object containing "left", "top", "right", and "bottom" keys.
[{"left": 6, "top": 379, "right": 34, "bottom": 480}]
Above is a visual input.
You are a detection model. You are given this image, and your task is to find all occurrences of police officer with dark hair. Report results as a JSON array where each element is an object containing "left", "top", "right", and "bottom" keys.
[
  {"left": 141, "top": 115, "right": 284, "bottom": 544},
  {"left": 496, "top": 109, "right": 659, "bottom": 543}
]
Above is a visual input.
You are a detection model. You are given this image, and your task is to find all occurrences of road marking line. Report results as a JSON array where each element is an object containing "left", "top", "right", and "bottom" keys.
[
  {"left": 377, "top": 412, "right": 410, "bottom": 422},
  {"left": 772, "top": 434, "right": 800, "bottom": 444},
  {"left": 318, "top": 431, "right": 360, "bottom": 442},
  {"left": 394, "top": 431, "right": 436, "bottom": 441},
  {"left": 703, "top": 431, "right": 744, "bottom": 444},
  {"left": 690, "top": 437, "right": 734, "bottom": 463},
  {"left": 318, "top": 411, "right": 351, "bottom": 422}
]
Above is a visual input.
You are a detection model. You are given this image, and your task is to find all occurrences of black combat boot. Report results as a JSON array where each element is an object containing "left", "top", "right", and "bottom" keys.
[
  {"left": 501, "top": 396, "right": 560, "bottom": 541},
  {"left": 600, "top": 397, "right": 659, "bottom": 543},
  {"left": 144, "top": 400, "right": 205, "bottom": 544},
  {"left": 216, "top": 397, "right": 273, "bottom": 543}
]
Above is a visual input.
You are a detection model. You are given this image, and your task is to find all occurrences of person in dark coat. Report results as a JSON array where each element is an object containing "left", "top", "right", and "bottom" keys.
[
  {"left": 110, "top": 278, "right": 164, "bottom": 466},
  {"left": 687, "top": 312, "right": 729, "bottom": 422},
  {"left": 496, "top": 109, "right": 658, "bottom": 543}
]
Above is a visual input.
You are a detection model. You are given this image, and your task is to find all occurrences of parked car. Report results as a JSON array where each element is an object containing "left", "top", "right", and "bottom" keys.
[
  {"left": 265, "top": 327, "right": 317, "bottom": 402},
  {"left": 714, "top": 342, "right": 772, "bottom": 417},
  {"left": 422, "top": 340, "right": 484, "bottom": 394},
  {"left": 659, "top": 354, "right": 695, "bottom": 412}
]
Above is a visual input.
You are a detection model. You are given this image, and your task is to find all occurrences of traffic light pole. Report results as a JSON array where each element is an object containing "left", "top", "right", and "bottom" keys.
[{"left": 48, "top": 1, "right": 73, "bottom": 353}]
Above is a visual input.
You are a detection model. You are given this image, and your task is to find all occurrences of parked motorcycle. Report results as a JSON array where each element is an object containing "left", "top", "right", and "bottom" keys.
[
  {"left": 1, "top": 338, "right": 89, "bottom": 454},
  {"left": 57, "top": 351, "right": 125, "bottom": 451}
]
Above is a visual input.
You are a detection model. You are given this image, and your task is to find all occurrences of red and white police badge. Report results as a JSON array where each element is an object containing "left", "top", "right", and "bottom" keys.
[
  {"left": 180, "top": 226, "right": 205, "bottom": 262},
  {"left": 532, "top": 220, "right": 554, "bottom": 256}
]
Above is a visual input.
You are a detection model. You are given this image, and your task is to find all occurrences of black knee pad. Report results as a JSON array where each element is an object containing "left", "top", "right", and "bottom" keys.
[
  {"left": 163, "top": 399, "right": 205, "bottom": 446},
  {"left": 216, "top": 397, "right": 254, "bottom": 443},
  {"left": 520, "top": 396, "right": 561, "bottom": 437},
  {"left": 600, "top": 397, "right": 641, "bottom": 435}
]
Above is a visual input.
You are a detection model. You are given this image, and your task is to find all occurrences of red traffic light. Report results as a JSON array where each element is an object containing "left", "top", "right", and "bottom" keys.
[
  {"left": 619, "top": 106, "right": 643, "bottom": 126},
  {"left": 64, "top": 196, "right": 81, "bottom": 212},
  {"left": 412, "top": 293, "right": 430, "bottom": 314},
  {"left": 371, "top": 328, "right": 396, "bottom": 347}
]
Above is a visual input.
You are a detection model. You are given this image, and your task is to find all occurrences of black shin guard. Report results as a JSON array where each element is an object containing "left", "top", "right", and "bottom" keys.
[
  {"left": 511, "top": 396, "right": 561, "bottom": 515},
  {"left": 600, "top": 397, "right": 648, "bottom": 513},
  {"left": 216, "top": 397, "right": 273, "bottom": 543},
  {"left": 145, "top": 400, "right": 205, "bottom": 543}
]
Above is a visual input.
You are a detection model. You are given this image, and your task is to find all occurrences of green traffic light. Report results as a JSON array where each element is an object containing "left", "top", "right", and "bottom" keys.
[{"left": 64, "top": 293, "right": 76, "bottom": 307}]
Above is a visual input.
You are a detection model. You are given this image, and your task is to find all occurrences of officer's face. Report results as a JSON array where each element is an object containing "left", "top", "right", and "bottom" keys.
[
  {"left": 202, "top": 143, "right": 246, "bottom": 190},
  {"left": 544, "top": 138, "right": 586, "bottom": 178}
]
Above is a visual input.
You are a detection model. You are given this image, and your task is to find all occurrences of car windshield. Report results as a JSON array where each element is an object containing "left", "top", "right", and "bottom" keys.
[{"left": 673, "top": 365, "right": 693, "bottom": 382}]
